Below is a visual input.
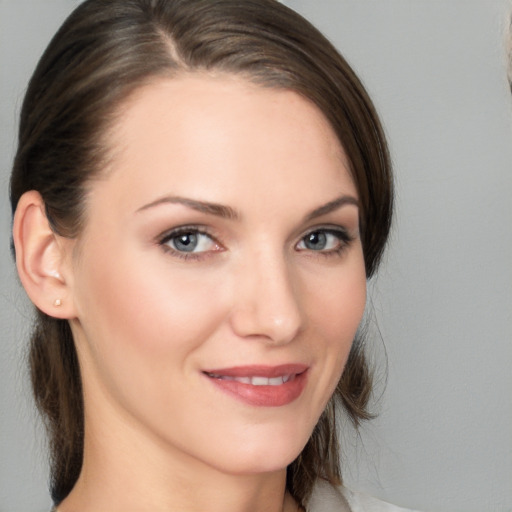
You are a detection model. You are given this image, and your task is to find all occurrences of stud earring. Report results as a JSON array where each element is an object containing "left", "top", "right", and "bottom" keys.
[{"left": 54, "top": 299, "right": 62, "bottom": 307}]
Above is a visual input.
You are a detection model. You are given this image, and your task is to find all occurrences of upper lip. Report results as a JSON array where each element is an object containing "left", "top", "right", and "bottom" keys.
[{"left": 201, "top": 364, "right": 308, "bottom": 378}]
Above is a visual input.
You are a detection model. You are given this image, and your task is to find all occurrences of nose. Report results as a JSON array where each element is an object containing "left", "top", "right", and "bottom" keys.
[{"left": 229, "top": 251, "right": 304, "bottom": 345}]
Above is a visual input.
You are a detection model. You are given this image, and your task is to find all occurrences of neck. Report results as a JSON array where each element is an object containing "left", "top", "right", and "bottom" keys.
[{"left": 57, "top": 406, "right": 297, "bottom": 512}]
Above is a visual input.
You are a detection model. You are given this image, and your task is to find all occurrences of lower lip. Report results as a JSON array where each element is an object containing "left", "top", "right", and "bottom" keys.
[{"left": 204, "top": 371, "right": 308, "bottom": 407}]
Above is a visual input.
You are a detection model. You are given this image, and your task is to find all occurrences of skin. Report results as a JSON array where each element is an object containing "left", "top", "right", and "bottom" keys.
[{"left": 33, "top": 75, "right": 367, "bottom": 512}]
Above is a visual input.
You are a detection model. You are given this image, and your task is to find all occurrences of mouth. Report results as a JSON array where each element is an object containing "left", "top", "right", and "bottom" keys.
[
  {"left": 204, "top": 373, "right": 297, "bottom": 386},
  {"left": 201, "top": 364, "right": 309, "bottom": 407}
]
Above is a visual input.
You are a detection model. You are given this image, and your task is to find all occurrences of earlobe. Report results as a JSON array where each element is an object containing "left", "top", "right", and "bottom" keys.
[{"left": 13, "top": 191, "right": 77, "bottom": 319}]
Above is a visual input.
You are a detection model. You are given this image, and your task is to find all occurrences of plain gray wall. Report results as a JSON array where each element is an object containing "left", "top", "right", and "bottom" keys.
[{"left": 1, "top": 1, "right": 511, "bottom": 511}]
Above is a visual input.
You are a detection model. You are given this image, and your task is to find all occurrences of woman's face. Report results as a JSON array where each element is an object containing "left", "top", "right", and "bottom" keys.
[{"left": 67, "top": 75, "right": 366, "bottom": 476}]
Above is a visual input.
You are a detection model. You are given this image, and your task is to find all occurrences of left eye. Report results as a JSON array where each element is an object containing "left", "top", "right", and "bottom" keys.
[
  {"left": 163, "top": 230, "right": 218, "bottom": 253},
  {"left": 296, "top": 230, "right": 348, "bottom": 252}
]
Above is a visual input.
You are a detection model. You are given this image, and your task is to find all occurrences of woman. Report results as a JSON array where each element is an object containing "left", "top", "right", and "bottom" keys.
[{"left": 10, "top": 0, "right": 415, "bottom": 510}]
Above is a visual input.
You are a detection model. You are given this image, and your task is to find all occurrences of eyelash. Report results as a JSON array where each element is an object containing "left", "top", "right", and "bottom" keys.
[
  {"left": 297, "top": 227, "right": 355, "bottom": 258},
  {"left": 156, "top": 225, "right": 355, "bottom": 261},
  {"left": 158, "top": 225, "right": 220, "bottom": 261}
]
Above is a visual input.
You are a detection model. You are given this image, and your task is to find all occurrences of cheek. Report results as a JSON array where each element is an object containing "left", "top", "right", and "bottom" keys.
[
  {"left": 80, "top": 247, "right": 221, "bottom": 341},
  {"left": 309, "top": 254, "right": 366, "bottom": 337},
  {"left": 326, "top": 272, "right": 366, "bottom": 347},
  {"left": 71, "top": 242, "right": 228, "bottom": 399},
  {"left": 303, "top": 248, "right": 367, "bottom": 381}
]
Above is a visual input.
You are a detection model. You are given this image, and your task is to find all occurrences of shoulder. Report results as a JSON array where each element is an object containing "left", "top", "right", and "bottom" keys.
[{"left": 307, "top": 479, "right": 421, "bottom": 512}]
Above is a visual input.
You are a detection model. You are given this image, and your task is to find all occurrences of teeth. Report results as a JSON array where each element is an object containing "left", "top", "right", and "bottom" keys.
[
  {"left": 252, "top": 376, "right": 271, "bottom": 386},
  {"left": 207, "top": 373, "right": 294, "bottom": 386}
]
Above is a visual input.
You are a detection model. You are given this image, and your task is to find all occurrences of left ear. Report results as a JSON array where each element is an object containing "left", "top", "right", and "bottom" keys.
[{"left": 13, "top": 190, "right": 77, "bottom": 319}]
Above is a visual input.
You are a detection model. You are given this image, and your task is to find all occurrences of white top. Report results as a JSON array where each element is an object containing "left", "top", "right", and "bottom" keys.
[
  {"left": 308, "top": 479, "right": 420, "bottom": 512},
  {"left": 50, "top": 480, "right": 419, "bottom": 512}
]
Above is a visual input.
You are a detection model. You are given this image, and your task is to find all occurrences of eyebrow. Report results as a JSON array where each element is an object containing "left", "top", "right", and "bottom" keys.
[
  {"left": 136, "top": 194, "right": 358, "bottom": 221},
  {"left": 303, "top": 195, "right": 359, "bottom": 222},
  {"left": 136, "top": 196, "right": 239, "bottom": 220}
]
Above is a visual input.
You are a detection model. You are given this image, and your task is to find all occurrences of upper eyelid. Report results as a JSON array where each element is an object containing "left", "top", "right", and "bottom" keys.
[
  {"left": 302, "top": 224, "right": 349, "bottom": 234},
  {"left": 298, "top": 224, "right": 353, "bottom": 240},
  {"left": 157, "top": 225, "right": 217, "bottom": 242}
]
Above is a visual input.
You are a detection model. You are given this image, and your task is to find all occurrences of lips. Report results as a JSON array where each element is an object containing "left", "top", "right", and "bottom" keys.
[{"left": 202, "top": 364, "right": 308, "bottom": 407}]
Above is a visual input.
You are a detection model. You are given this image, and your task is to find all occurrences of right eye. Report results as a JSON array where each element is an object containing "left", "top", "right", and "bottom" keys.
[{"left": 159, "top": 227, "right": 222, "bottom": 258}]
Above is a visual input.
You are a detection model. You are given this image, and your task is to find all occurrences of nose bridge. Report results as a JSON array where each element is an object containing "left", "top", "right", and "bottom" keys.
[{"left": 230, "top": 245, "right": 303, "bottom": 344}]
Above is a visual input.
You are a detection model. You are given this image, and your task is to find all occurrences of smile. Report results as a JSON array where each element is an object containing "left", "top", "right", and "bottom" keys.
[
  {"left": 204, "top": 373, "right": 295, "bottom": 386},
  {"left": 202, "top": 364, "right": 308, "bottom": 407}
]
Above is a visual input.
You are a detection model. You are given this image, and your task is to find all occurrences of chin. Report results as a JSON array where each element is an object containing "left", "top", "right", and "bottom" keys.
[
  {"left": 202, "top": 425, "right": 312, "bottom": 476},
  {"left": 215, "top": 451, "right": 299, "bottom": 477}
]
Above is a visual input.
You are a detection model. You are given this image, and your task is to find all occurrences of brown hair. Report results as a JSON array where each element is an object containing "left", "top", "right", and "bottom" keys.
[{"left": 10, "top": 0, "right": 392, "bottom": 506}]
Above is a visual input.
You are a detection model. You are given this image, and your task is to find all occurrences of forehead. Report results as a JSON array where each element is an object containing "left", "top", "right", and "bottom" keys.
[{"left": 91, "top": 74, "right": 356, "bottom": 215}]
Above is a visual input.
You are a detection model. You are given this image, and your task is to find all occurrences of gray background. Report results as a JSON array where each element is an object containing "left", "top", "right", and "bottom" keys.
[{"left": 1, "top": 1, "right": 511, "bottom": 511}]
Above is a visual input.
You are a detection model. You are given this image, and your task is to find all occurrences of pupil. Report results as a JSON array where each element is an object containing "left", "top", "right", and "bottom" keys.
[
  {"left": 174, "top": 233, "right": 197, "bottom": 252},
  {"left": 306, "top": 232, "right": 326, "bottom": 250}
]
